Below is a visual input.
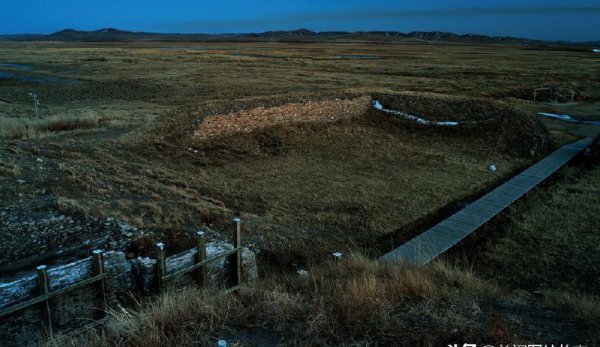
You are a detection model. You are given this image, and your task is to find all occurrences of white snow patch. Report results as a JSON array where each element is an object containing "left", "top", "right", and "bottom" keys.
[
  {"left": 593, "top": 49, "right": 600, "bottom": 53},
  {"left": 373, "top": 100, "right": 459, "bottom": 126},
  {"left": 537, "top": 112, "right": 600, "bottom": 125},
  {"left": 297, "top": 269, "right": 310, "bottom": 277},
  {"left": 538, "top": 112, "right": 573, "bottom": 121}
]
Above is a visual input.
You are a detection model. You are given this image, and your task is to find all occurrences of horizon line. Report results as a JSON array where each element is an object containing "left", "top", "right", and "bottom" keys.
[{"left": 1, "top": 27, "right": 599, "bottom": 44}]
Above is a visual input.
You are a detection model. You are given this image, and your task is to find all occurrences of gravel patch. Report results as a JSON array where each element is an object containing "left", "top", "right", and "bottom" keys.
[{"left": 193, "top": 96, "right": 371, "bottom": 141}]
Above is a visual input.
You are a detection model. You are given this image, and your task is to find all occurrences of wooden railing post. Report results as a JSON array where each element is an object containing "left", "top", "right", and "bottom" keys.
[
  {"left": 155, "top": 242, "right": 166, "bottom": 293},
  {"left": 230, "top": 218, "right": 242, "bottom": 287},
  {"left": 36, "top": 265, "right": 53, "bottom": 338},
  {"left": 92, "top": 250, "right": 108, "bottom": 314},
  {"left": 332, "top": 252, "right": 343, "bottom": 264},
  {"left": 196, "top": 231, "right": 207, "bottom": 287}
]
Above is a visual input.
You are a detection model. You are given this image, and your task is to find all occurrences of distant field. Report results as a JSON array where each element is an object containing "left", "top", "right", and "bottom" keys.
[
  {"left": 0, "top": 40, "right": 598, "bottom": 140},
  {"left": 1, "top": 40, "right": 598, "bottom": 264}
]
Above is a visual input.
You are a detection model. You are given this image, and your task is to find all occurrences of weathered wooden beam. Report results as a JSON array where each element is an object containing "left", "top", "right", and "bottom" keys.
[
  {"left": 161, "top": 248, "right": 239, "bottom": 282},
  {"left": 0, "top": 239, "right": 258, "bottom": 346},
  {"left": 36, "top": 265, "right": 53, "bottom": 338}
]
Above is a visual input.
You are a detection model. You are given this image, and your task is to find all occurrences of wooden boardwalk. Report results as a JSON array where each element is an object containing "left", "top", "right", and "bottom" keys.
[{"left": 380, "top": 137, "right": 595, "bottom": 265}]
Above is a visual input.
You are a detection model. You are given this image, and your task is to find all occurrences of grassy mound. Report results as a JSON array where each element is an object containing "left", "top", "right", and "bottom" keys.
[
  {"left": 374, "top": 92, "right": 552, "bottom": 157},
  {"left": 149, "top": 91, "right": 551, "bottom": 159},
  {"left": 66, "top": 90, "right": 546, "bottom": 259}
]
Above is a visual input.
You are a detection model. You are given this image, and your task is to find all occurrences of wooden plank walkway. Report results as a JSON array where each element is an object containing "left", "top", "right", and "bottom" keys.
[{"left": 380, "top": 137, "right": 595, "bottom": 265}]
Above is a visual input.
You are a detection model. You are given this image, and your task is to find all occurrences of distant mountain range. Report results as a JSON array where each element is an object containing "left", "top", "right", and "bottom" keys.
[{"left": 0, "top": 28, "right": 598, "bottom": 46}]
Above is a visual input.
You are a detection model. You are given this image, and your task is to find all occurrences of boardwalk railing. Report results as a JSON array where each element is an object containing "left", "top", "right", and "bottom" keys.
[{"left": 380, "top": 137, "right": 595, "bottom": 265}]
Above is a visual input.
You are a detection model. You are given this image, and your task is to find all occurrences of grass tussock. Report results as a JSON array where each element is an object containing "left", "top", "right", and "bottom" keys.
[
  {"left": 0, "top": 160, "right": 22, "bottom": 177},
  {"left": 0, "top": 114, "right": 101, "bottom": 140},
  {"left": 57, "top": 196, "right": 90, "bottom": 218},
  {"left": 543, "top": 291, "right": 600, "bottom": 324},
  {"left": 49, "top": 256, "right": 512, "bottom": 347}
]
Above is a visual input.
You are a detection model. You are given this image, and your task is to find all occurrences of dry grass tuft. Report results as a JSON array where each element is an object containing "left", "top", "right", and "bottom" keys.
[
  {"left": 0, "top": 159, "right": 22, "bottom": 177},
  {"left": 0, "top": 114, "right": 101, "bottom": 139},
  {"left": 49, "top": 256, "right": 510, "bottom": 347},
  {"left": 543, "top": 291, "right": 600, "bottom": 324},
  {"left": 57, "top": 196, "right": 90, "bottom": 217}
]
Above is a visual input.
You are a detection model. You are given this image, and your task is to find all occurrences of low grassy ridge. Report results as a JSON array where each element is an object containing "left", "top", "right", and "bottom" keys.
[{"left": 0, "top": 92, "right": 552, "bottom": 267}]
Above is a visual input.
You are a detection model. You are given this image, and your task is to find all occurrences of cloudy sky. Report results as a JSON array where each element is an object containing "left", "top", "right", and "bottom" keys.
[{"left": 1, "top": 0, "right": 599, "bottom": 41}]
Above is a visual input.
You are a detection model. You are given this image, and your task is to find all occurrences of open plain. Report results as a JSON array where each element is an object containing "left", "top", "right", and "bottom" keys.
[{"left": 1, "top": 38, "right": 599, "bottom": 345}]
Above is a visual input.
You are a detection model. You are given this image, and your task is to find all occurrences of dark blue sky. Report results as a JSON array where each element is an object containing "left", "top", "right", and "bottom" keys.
[{"left": 1, "top": 0, "right": 599, "bottom": 41}]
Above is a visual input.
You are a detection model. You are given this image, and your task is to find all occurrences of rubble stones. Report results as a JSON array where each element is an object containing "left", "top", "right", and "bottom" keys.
[
  {"left": 0, "top": 210, "right": 146, "bottom": 272},
  {"left": 193, "top": 96, "right": 371, "bottom": 142}
]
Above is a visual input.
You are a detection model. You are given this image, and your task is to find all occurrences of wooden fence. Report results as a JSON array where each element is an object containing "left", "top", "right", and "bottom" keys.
[
  {"left": 156, "top": 218, "right": 243, "bottom": 292},
  {"left": 0, "top": 218, "right": 244, "bottom": 339}
]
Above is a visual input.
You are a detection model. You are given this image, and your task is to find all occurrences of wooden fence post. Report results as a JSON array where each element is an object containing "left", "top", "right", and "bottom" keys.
[
  {"left": 92, "top": 250, "right": 108, "bottom": 314},
  {"left": 36, "top": 265, "right": 53, "bottom": 338},
  {"left": 332, "top": 252, "right": 343, "bottom": 264},
  {"left": 230, "top": 218, "right": 242, "bottom": 287},
  {"left": 155, "top": 243, "right": 166, "bottom": 293},
  {"left": 196, "top": 231, "right": 207, "bottom": 287}
]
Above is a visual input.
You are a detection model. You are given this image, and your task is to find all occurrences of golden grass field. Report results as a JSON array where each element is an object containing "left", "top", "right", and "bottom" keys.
[
  {"left": 0, "top": 40, "right": 598, "bottom": 137},
  {"left": 1, "top": 40, "right": 598, "bottom": 257},
  {"left": 1, "top": 39, "right": 599, "bottom": 345}
]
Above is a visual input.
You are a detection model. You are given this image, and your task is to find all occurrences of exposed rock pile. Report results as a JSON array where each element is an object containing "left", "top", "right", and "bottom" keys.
[{"left": 0, "top": 210, "right": 147, "bottom": 275}]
